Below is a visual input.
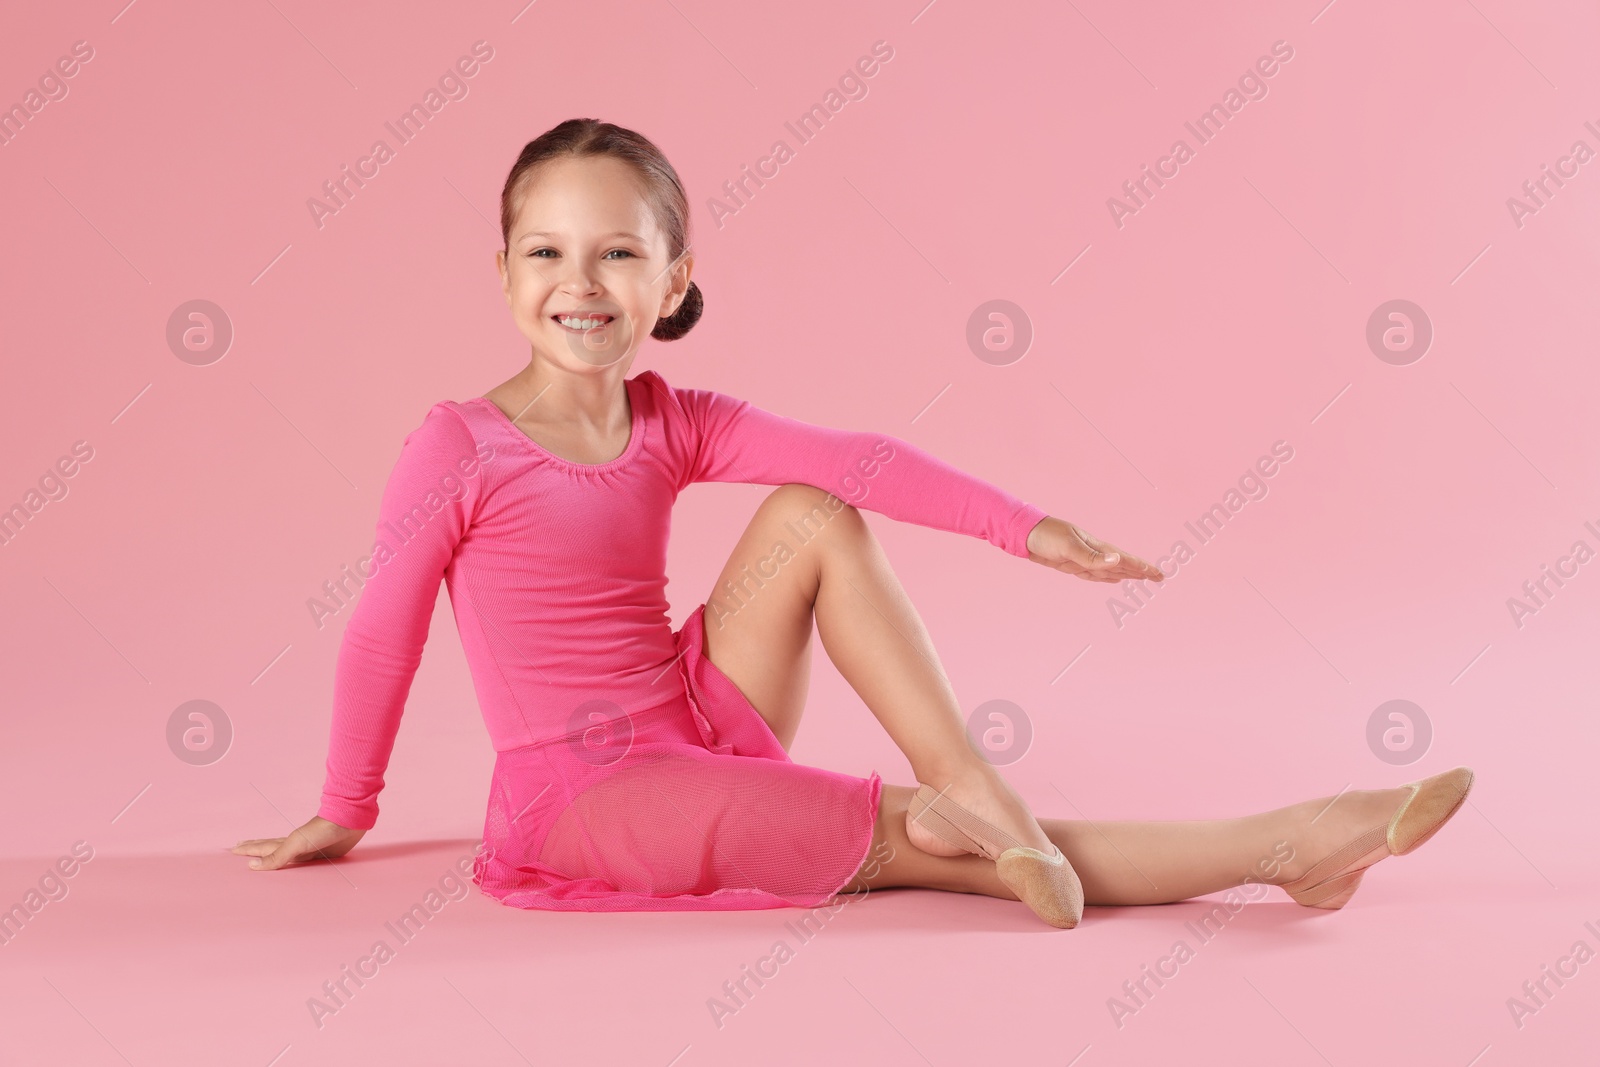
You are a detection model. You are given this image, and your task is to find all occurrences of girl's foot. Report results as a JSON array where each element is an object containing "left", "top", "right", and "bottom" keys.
[
  {"left": 905, "top": 764, "right": 1085, "bottom": 928},
  {"left": 905, "top": 762, "right": 1056, "bottom": 859},
  {"left": 1268, "top": 785, "right": 1410, "bottom": 888},
  {"left": 1267, "top": 768, "right": 1474, "bottom": 909}
]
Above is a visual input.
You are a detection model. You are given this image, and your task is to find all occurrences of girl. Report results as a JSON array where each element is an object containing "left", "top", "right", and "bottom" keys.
[{"left": 230, "top": 119, "right": 1473, "bottom": 929}]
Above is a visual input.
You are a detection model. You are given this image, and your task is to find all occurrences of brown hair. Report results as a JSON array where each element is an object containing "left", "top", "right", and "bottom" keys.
[{"left": 499, "top": 118, "right": 703, "bottom": 341}]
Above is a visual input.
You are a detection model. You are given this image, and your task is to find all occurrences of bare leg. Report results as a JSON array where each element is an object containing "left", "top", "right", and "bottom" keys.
[
  {"left": 701, "top": 485, "right": 1054, "bottom": 856},
  {"left": 842, "top": 782, "right": 1415, "bottom": 905},
  {"left": 702, "top": 487, "right": 1424, "bottom": 911}
]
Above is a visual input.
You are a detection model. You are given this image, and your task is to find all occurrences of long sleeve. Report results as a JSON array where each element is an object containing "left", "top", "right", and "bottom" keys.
[
  {"left": 666, "top": 376, "right": 1048, "bottom": 558},
  {"left": 315, "top": 404, "right": 489, "bottom": 831}
]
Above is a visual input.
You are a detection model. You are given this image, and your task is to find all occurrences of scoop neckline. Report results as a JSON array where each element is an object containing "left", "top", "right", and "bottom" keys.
[{"left": 473, "top": 375, "right": 645, "bottom": 472}]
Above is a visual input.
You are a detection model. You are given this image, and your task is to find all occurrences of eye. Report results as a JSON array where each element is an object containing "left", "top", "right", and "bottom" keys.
[{"left": 526, "top": 248, "right": 635, "bottom": 259}]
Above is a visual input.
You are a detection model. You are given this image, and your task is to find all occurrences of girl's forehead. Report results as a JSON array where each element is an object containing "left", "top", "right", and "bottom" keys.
[{"left": 512, "top": 160, "right": 661, "bottom": 238}]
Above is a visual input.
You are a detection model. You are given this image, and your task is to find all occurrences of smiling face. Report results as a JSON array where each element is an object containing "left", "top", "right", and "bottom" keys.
[{"left": 496, "top": 154, "right": 693, "bottom": 371}]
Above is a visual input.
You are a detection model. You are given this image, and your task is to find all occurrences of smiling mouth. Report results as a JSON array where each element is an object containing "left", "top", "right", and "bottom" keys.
[{"left": 551, "top": 314, "right": 615, "bottom": 332}]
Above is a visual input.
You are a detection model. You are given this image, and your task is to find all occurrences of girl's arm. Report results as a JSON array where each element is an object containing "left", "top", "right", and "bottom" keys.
[
  {"left": 667, "top": 377, "right": 1048, "bottom": 557},
  {"left": 233, "top": 405, "right": 488, "bottom": 870},
  {"left": 312, "top": 404, "right": 490, "bottom": 833}
]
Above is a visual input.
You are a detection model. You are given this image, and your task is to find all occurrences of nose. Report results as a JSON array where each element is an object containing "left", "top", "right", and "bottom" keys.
[{"left": 558, "top": 256, "right": 602, "bottom": 296}]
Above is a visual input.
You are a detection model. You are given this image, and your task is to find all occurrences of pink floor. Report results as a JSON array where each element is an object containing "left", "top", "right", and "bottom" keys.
[{"left": 4, "top": 843, "right": 1595, "bottom": 1064}]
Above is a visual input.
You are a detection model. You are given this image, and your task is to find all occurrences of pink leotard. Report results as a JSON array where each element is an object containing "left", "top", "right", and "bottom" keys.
[{"left": 317, "top": 368, "right": 1048, "bottom": 911}]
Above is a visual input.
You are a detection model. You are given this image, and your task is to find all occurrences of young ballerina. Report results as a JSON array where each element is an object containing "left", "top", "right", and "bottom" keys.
[{"left": 229, "top": 119, "right": 1474, "bottom": 929}]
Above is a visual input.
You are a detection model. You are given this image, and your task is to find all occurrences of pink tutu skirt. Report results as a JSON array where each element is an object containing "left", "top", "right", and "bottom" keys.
[{"left": 471, "top": 603, "right": 883, "bottom": 912}]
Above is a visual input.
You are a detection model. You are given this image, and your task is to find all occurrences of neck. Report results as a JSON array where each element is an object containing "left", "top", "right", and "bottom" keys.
[{"left": 504, "top": 358, "right": 631, "bottom": 431}]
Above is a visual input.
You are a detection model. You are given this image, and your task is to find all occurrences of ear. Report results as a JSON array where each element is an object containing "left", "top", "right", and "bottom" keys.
[
  {"left": 495, "top": 249, "right": 512, "bottom": 305},
  {"left": 659, "top": 251, "right": 694, "bottom": 317}
]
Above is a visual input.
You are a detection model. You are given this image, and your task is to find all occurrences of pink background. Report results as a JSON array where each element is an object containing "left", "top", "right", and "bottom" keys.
[{"left": 2, "top": 0, "right": 1596, "bottom": 1063}]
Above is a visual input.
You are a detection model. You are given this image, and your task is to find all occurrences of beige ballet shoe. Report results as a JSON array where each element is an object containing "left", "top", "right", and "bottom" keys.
[
  {"left": 1280, "top": 766, "right": 1475, "bottom": 910},
  {"left": 907, "top": 782, "right": 1084, "bottom": 929}
]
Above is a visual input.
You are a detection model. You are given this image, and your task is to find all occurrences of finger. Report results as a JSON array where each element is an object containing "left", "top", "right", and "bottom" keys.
[
  {"left": 1117, "top": 552, "right": 1165, "bottom": 581},
  {"left": 1046, "top": 531, "right": 1164, "bottom": 583},
  {"left": 1091, "top": 545, "right": 1163, "bottom": 582},
  {"left": 1107, "top": 556, "right": 1158, "bottom": 579},
  {"left": 1071, "top": 528, "right": 1126, "bottom": 569},
  {"left": 1082, "top": 543, "right": 1121, "bottom": 568},
  {"left": 233, "top": 840, "right": 283, "bottom": 857},
  {"left": 1059, "top": 555, "right": 1130, "bottom": 581},
  {"left": 231, "top": 838, "right": 281, "bottom": 850},
  {"left": 265, "top": 827, "right": 325, "bottom": 869},
  {"left": 253, "top": 840, "right": 302, "bottom": 871}
]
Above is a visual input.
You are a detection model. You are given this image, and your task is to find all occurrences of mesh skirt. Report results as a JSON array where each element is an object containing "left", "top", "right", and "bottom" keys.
[{"left": 471, "top": 602, "right": 883, "bottom": 912}]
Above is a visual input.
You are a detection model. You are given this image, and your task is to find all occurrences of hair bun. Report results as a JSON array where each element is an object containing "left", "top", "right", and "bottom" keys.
[{"left": 651, "top": 280, "right": 703, "bottom": 341}]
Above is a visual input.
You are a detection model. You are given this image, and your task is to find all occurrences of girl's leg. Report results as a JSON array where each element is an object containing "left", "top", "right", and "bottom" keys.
[
  {"left": 842, "top": 782, "right": 1414, "bottom": 905},
  {"left": 702, "top": 485, "right": 1419, "bottom": 909},
  {"left": 701, "top": 484, "right": 1055, "bottom": 857}
]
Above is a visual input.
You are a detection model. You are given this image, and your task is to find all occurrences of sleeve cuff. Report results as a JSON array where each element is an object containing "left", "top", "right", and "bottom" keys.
[
  {"left": 316, "top": 797, "right": 377, "bottom": 832},
  {"left": 1008, "top": 502, "right": 1050, "bottom": 558}
]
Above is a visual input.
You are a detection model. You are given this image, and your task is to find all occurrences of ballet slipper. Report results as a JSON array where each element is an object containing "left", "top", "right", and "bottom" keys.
[
  {"left": 907, "top": 782, "right": 1084, "bottom": 929},
  {"left": 1280, "top": 766, "right": 1475, "bottom": 910}
]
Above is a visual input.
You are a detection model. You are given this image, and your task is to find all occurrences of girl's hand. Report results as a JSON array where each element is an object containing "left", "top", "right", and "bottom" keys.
[
  {"left": 229, "top": 816, "right": 365, "bottom": 871},
  {"left": 1024, "top": 515, "right": 1165, "bottom": 584}
]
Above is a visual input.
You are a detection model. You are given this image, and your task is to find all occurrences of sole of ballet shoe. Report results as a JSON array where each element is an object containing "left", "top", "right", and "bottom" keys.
[
  {"left": 1282, "top": 765, "right": 1474, "bottom": 910},
  {"left": 996, "top": 845, "right": 1085, "bottom": 929},
  {"left": 1292, "top": 868, "right": 1366, "bottom": 910},
  {"left": 908, "top": 782, "right": 1084, "bottom": 929}
]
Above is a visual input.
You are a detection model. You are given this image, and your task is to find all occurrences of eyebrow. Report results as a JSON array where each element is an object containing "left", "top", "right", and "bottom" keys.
[{"left": 517, "top": 230, "right": 648, "bottom": 243}]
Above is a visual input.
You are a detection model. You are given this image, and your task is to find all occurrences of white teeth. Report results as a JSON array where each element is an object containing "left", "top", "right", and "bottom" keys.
[{"left": 557, "top": 316, "right": 610, "bottom": 330}]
